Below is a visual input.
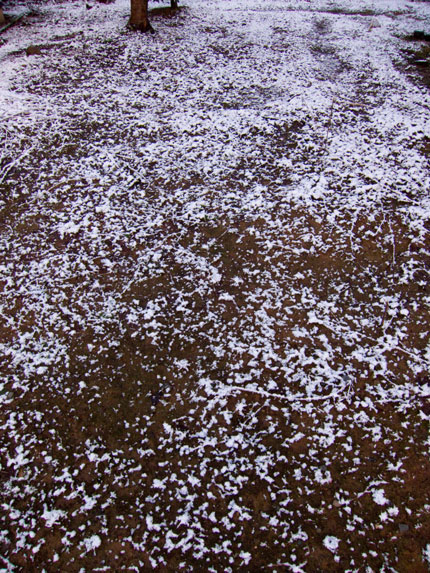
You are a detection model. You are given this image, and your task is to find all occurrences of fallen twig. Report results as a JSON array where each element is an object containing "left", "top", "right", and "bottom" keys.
[
  {"left": 0, "top": 149, "right": 31, "bottom": 185},
  {"left": 0, "top": 12, "right": 29, "bottom": 35},
  {"left": 227, "top": 384, "right": 348, "bottom": 402}
]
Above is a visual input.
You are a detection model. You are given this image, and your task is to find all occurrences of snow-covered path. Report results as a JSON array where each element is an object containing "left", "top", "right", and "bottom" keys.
[{"left": 1, "top": 0, "right": 430, "bottom": 570}]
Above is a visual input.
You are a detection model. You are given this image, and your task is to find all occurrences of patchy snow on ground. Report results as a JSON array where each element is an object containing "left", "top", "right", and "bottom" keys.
[{"left": 1, "top": 0, "right": 430, "bottom": 570}]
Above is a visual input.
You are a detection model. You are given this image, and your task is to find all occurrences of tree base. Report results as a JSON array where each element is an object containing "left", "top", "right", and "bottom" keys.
[{"left": 127, "top": 20, "right": 154, "bottom": 33}]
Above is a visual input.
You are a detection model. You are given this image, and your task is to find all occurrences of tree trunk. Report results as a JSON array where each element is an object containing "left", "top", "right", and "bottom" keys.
[
  {"left": 171, "top": 0, "right": 178, "bottom": 8},
  {"left": 128, "top": 0, "right": 152, "bottom": 32},
  {"left": 0, "top": 7, "right": 5, "bottom": 26}
]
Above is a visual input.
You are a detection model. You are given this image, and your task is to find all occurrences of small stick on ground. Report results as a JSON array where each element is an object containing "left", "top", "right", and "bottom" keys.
[{"left": 0, "top": 12, "right": 29, "bottom": 35}]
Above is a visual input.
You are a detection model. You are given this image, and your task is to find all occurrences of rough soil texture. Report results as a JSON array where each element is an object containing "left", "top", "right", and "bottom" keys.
[{"left": 1, "top": 0, "right": 430, "bottom": 571}]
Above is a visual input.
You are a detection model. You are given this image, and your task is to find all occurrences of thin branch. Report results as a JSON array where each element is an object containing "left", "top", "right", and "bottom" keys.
[
  {"left": 227, "top": 385, "right": 348, "bottom": 402},
  {"left": 0, "top": 149, "right": 31, "bottom": 184},
  {"left": 0, "top": 12, "right": 28, "bottom": 35}
]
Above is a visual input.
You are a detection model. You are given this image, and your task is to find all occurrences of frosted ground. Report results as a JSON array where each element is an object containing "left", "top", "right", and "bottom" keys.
[{"left": 1, "top": 0, "right": 430, "bottom": 570}]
